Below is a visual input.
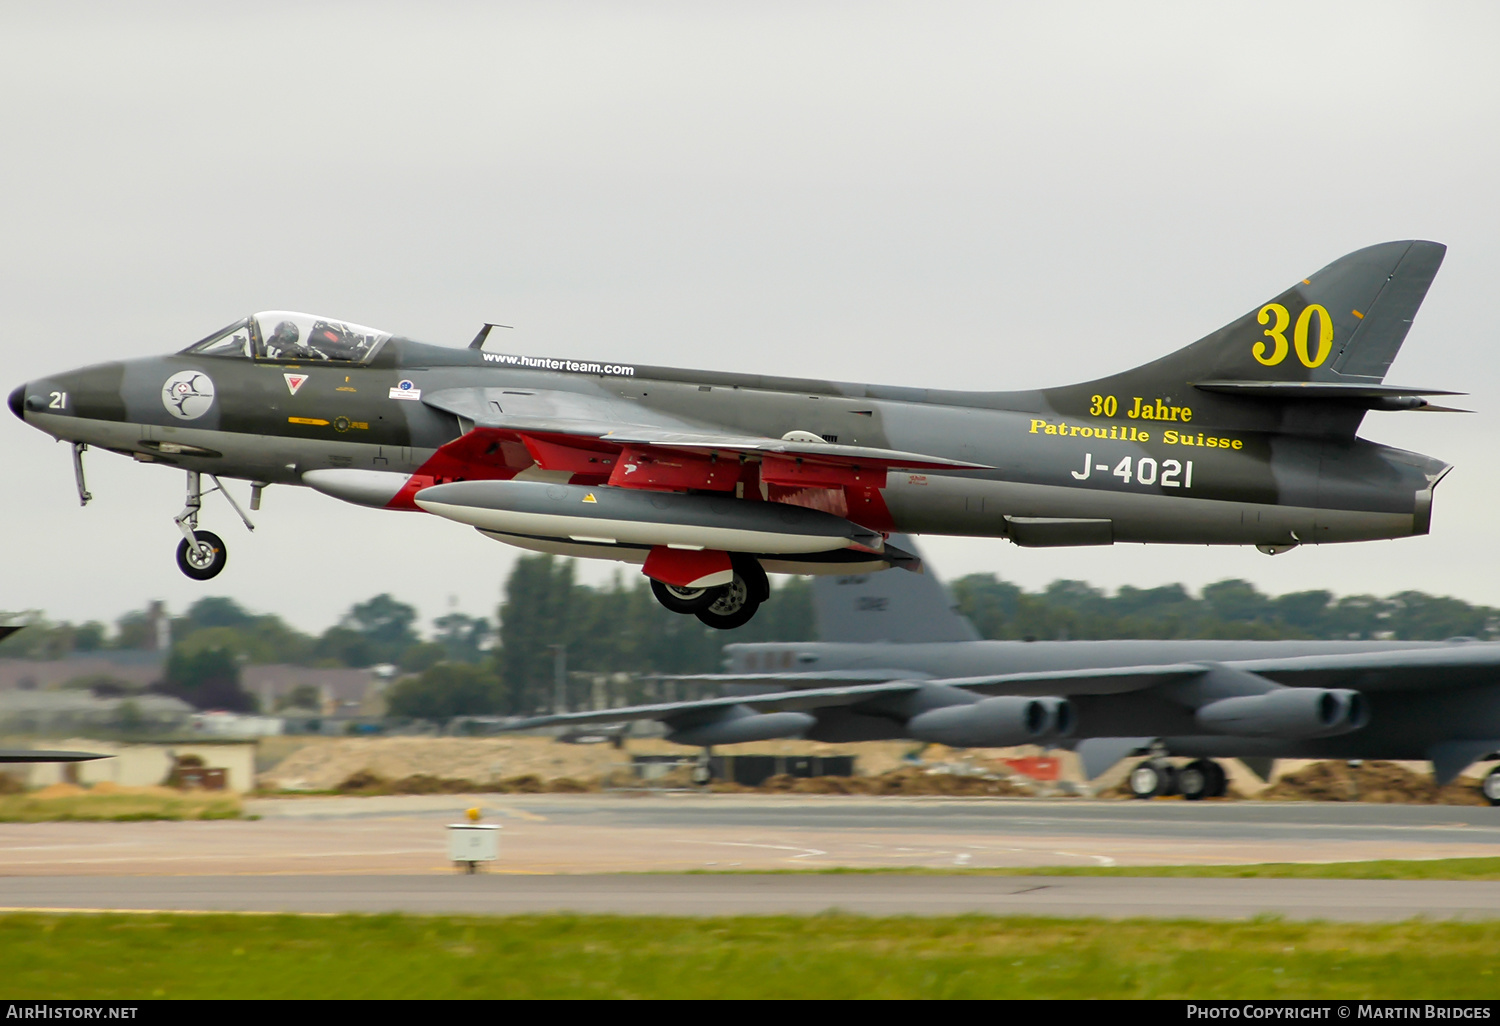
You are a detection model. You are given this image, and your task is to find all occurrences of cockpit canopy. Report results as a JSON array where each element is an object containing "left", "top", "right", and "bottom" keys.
[{"left": 181, "top": 312, "right": 391, "bottom": 363}]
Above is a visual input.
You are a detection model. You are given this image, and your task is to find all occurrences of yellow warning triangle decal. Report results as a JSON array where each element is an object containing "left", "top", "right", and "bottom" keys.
[{"left": 582, "top": 493, "right": 597, "bottom": 503}]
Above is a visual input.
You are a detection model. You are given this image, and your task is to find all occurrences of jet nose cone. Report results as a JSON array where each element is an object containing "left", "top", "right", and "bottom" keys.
[{"left": 8, "top": 384, "right": 24, "bottom": 421}]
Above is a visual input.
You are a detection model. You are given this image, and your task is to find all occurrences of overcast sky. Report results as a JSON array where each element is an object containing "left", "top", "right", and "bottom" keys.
[{"left": 2, "top": 2, "right": 1498, "bottom": 634}]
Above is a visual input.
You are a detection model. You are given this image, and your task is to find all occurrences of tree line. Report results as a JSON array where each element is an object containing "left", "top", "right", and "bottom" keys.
[{"left": 3, "top": 555, "right": 1497, "bottom": 719}]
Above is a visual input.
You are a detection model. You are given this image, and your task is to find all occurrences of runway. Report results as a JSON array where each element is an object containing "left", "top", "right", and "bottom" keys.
[
  {"left": 1, "top": 872, "right": 1498, "bottom": 922},
  {"left": 1, "top": 794, "right": 1498, "bottom": 876},
  {"left": 1, "top": 794, "right": 1497, "bottom": 919}
]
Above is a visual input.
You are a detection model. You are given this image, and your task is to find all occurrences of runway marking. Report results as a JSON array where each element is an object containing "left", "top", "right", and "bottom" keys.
[
  {"left": 1052, "top": 851, "right": 1118, "bottom": 867},
  {"left": 678, "top": 841, "right": 828, "bottom": 860},
  {"left": 0, "top": 907, "right": 339, "bottom": 917},
  {"left": 488, "top": 807, "right": 548, "bottom": 822}
]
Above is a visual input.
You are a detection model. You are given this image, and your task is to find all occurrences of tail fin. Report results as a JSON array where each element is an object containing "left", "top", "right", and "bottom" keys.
[
  {"left": 812, "top": 535, "right": 980, "bottom": 643},
  {"left": 1047, "top": 241, "right": 1447, "bottom": 408}
]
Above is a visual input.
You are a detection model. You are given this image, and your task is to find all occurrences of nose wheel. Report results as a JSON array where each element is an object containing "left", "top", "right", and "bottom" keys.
[
  {"left": 172, "top": 470, "right": 254, "bottom": 582},
  {"left": 176, "top": 531, "right": 227, "bottom": 580}
]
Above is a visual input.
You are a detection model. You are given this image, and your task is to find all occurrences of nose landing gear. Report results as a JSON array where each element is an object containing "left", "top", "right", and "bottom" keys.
[{"left": 173, "top": 470, "right": 255, "bottom": 581}]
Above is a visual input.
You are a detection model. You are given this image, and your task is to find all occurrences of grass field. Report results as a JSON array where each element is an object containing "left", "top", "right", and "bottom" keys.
[
  {"left": 686, "top": 857, "right": 1500, "bottom": 881},
  {"left": 0, "top": 789, "right": 241, "bottom": 822},
  {"left": 3, "top": 912, "right": 1496, "bottom": 999}
]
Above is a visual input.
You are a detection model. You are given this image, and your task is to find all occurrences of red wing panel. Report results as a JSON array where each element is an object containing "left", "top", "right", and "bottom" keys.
[
  {"left": 607, "top": 446, "right": 741, "bottom": 492},
  {"left": 387, "top": 427, "right": 528, "bottom": 510},
  {"left": 760, "top": 454, "right": 887, "bottom": 490}
]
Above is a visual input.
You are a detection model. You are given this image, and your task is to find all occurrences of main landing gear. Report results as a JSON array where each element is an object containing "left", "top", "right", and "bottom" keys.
[
  {"left": 1482, "top": 766, "right": 1500, "bottom": 807},
  {"left": 1128, "top": 757, "right": 1228, "bottom": 800},
  {"left": 648, "top": 555, "right": 770, "bottom": 630},
  {"left": 173, "top": 470, "right": 256, "bottom": 582}
]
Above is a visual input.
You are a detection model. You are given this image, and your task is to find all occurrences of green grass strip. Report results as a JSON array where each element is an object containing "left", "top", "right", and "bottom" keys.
[
  {"left": 677, "top": 857, "right": 1500, "bottom": 881},
  {"left": 3, "top": 912, "right": 1498, "bottom": 999}
]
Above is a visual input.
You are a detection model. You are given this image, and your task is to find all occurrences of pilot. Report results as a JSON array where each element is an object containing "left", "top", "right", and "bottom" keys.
[{"left": 267, "top": 320, "right": 302, "bottom": 358}]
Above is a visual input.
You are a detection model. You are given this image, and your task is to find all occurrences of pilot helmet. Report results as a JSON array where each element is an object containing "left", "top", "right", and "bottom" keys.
[{"left": 270, "top": 321, "right": 301, "bottom": 348}]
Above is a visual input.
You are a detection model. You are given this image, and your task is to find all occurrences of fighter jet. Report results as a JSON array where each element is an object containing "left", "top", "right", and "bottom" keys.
[
  {"left": 495, "top": 538, "right": 1500, "bottom": 805},
  {"left": 10, "top": 241, "right": 1457, "bottom": 629}
]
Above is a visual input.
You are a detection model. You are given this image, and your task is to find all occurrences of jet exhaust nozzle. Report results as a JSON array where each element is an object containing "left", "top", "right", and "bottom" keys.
[
  {"left": 414, "top": 479, "right": 884, "bottom": 555},
  {"left": 1194, "top": 687, "right": 1368, "bottom": 739},
  {"left": 905, "top": 695, "right": 1074, "bottom": 748}
]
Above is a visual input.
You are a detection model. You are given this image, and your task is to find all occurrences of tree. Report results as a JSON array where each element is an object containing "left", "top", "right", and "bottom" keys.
[
  {"left": 385, "top": 663, "right": 505, "bottom": 721},
  {"left": 329, "top": 594, "right": 420, "bottom": 666},
  {"left": 156, "top": 646, "right": 256, "bottom": 711}
]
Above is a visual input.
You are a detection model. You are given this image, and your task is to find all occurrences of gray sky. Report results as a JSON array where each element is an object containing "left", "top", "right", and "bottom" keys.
[{"left": 3, "top": 2, "right": 1498, "bottom": 633}]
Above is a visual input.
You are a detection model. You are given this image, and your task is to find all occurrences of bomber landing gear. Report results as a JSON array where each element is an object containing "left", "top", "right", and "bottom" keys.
[
  {"left": 1482, "top": 766, "right": 1500, "bottom": 807},
  {"left": 173, "top": 470, "right": 254, "bottom": 582},
  {"left": 1128, "top": 758, "right": 1178, "bottom": 799},
  {"left": 1176, "top": 759, "right": 1228, "bottom": 801}
]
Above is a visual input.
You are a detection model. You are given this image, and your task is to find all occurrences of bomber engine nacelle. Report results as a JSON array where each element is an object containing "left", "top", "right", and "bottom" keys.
[
  {"left": 905, "top": 696, "right": 1074, "bottom": 748},
  {"left": 1194, "top": 687, "right": 1368, "bottom": 739},
  {"left": 664, "top": 705, "right": 817, "bottom": 747}
]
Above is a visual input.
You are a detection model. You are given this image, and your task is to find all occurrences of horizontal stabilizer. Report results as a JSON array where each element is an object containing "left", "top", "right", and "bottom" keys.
[{"left": 1192, "top": 380, "right": 1462, "bottom": 399}]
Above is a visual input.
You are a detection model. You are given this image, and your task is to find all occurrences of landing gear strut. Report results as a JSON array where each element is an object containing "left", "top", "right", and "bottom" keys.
[{"left": 173, "top": 470, "right": 255, "bottom": 582}]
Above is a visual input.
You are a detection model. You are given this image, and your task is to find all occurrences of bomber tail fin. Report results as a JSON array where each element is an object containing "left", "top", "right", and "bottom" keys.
[
  {"left": 812, "top": 535, "right": 979, "bottom": 643},
  {"left": 1044, "top": 241, "right": 1451, "bottom": 426}
]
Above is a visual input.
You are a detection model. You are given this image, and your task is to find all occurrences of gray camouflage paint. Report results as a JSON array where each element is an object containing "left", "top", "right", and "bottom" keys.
[{"left": 12, "top": 240, "right": 1453, "bottom": 555}]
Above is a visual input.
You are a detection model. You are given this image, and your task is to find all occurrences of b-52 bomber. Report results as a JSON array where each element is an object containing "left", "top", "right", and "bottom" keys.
[{"left": 11, "top": 241, "right": 1456, "bottom": 628}]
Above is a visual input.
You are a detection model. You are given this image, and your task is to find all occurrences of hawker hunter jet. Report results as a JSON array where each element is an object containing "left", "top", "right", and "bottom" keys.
[{"left": 11, "top": 241, "right": 1457, "bottom": 628}]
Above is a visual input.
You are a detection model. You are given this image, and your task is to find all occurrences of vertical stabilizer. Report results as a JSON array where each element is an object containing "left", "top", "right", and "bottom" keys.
[{"left": 812, "top": 536, "right": 980, "bottom": 643}]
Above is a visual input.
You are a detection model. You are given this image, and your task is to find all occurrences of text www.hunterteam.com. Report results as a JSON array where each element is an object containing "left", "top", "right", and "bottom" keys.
[{"left": 482, "top": 352, "right": 636, "bottom": 376}]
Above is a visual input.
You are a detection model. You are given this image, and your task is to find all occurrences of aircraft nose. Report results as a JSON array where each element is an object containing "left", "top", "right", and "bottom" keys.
[{"left": 8, "top": 384, "right": 24, "bottom": 421}]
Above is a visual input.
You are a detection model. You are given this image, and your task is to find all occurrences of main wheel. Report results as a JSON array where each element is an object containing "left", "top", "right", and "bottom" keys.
[
  {"left": 175, "top": 530, "right": 226, "bottom": 581},
  {"left": 1205, "top": 759, "right": 1229, "bottom": 798},
  {"left": 1128, "top": 758, "right": 1176, "bottom": 799},
  {"left": 732, "top": 554, "right": 770, "bottom": 603},
  {"left": 1483, "top": 767, "right": 1500, "bottom": 806},
  {"left": 650, "top": 578, "right": 719, "bottom": 614},
  {"left": 695, "top": 571, "right": 761, "bottom": 630},
  {"left": 1178, "top": 759, "right": 1219, "bottom": 801}
]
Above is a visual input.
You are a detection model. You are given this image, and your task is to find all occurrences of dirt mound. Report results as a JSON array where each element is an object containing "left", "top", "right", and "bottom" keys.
[
  {"left": 332, "top": 768, "right": 600, "bottom": 795},
  {"left": 260, "top": 736, "right": 630, "bottom": 791},
  {"left": 754, "top": 768, "right": 1033, "bottom": 797},
  {"left": 1259, "top": 760, "right": 1487, "bottom": 805}
]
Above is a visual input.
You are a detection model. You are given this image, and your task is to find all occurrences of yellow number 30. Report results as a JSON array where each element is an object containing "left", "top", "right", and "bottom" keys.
[{"left": 1254, "top": 303, "right": 1334, "bottom": 368}]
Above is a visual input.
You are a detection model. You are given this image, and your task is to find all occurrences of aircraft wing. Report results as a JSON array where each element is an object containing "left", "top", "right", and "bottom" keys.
[
  {"left": 420, "top": 386, "right": 991, "bottom": 478},
  {"left": 0, "top": 749, "right": 109, "bottom": 763},
  {"left": 1222, "top": 643, "right": 1500, "bottom": 692},
  {"left": 504, "top": 664, "right": 1210, "bottom": 733},
  {"left": 505, "top": 680, "right": 927, "bottom": 730}
]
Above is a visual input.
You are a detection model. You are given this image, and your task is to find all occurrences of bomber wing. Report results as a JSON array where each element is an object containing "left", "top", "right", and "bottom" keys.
[
  {"left": 1220, "top": 642, "right": 1500, "bottom": 692},
  {"left": 503, "top": 664, "right": 1206, "bottom": 733}
]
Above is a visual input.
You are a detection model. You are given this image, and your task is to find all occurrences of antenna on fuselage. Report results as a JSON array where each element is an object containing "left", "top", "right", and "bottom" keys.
[{"left": 468, "top": 323, "right": 514, "bottom": 350}]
